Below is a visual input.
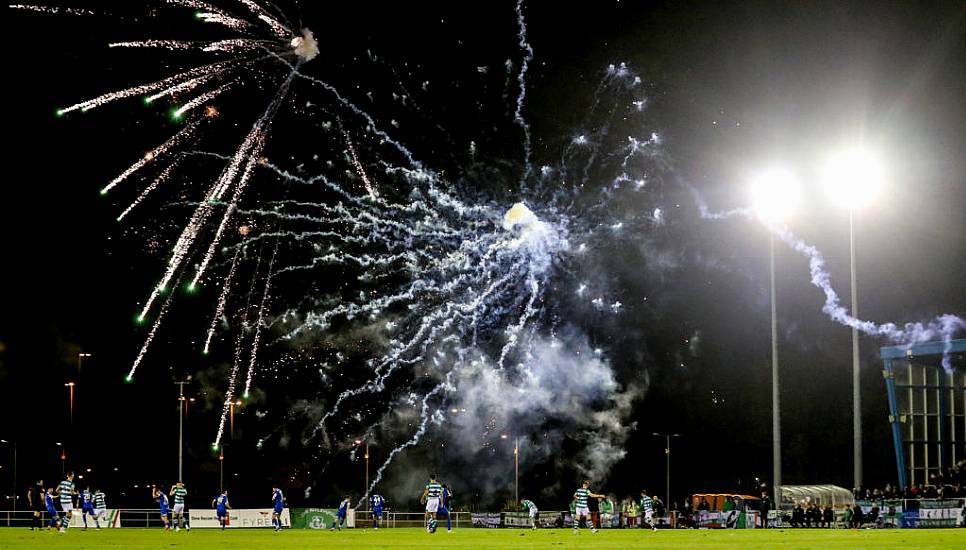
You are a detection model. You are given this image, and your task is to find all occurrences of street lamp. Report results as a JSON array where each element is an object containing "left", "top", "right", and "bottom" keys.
[
  {"left": 0, "top": 440, "right": 15, "bottom": 512},
  {"left": 229, "top": 400, "right": 243, "bottom": 439},
  {"left": 822, "top": 148, "right": 885, "bottom": 491},
  {"left": 77, "top": 352, "right": 91, "bottom": 373},
  {"left": 750, "top": 167, "right": 800, "bottom": 502},
  {"left": 65, "top": 382, "right": 76, "bottom": 424},
  {"left": 175, "top": 378, "right": 191, "bottom": 482},
  {"left": 500, "top": 433, "right": 520, "bottom": 502},
  {"left": 652, "top": 433, "right": 681, "bottom": 506},
  {"left": 353, "top": 438, "right": 370, "bottom": 513}
]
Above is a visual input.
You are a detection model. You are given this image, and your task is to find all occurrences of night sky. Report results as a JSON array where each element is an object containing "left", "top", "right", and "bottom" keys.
[{"left": 2, "top": 0, "right": 965, "bottom": 512}]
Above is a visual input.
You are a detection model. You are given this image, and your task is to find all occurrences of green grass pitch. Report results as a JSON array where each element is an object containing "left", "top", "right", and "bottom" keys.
[{"left": 2, "top": 527, "right": 965, "bottom": 549}]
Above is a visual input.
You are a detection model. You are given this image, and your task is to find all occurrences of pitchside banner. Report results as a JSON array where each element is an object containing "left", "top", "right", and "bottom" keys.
[
  {"left": 290, "top": 508, "right": 356, "bottom": 529},
  {"left": 66, "top": 509, "right": 120, "bottom": 528},
  {"left": 696, "top": 510, "right": 758, "bottom": 529},
  {"left": 189, "top": 508, "right": 291, "bottom": 528},
  {"left": 900, "top": 499, "right": 963, "bottom": 528}
]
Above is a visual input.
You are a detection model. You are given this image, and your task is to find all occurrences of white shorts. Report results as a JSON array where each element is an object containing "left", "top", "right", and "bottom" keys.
[
  {"left": 96, "top": 508, "right": 107, "bottom": 518},
  {"left": 61, "top": 503, "right": 73, "bottom": 513},
  {"left": 575, "top": 506, "right": 590, "bottom": 518},
  {"left": 425, "top": 497, "right": 440, "bottom": 513},
  {"left": 529, "top": 509, "right": 538, "bottom": 518},
  {"left": 173, "top": 504, "right": 185, "bottom": 514},
  {"left": 644, "top": 511, "right": 654, "bottom": 521}
]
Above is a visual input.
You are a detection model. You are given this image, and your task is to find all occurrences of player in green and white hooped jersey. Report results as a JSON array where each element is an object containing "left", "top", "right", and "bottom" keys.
[
  {"left": 93, "top": 489, "right": 108, "bottom": 526},
  {"left": 421, "top": 473, "right": 444, "bottom": 530},
  {"left": 639, "top": 490, "right": 657, "bottom": 532},
  {"left": 521, "top": 499, "right": 539, "bottom": 530},
  {"left": 573, "top": 480, "right": 604, "bottom": 533},
  {"left": 170, "top": 482, "right": 189, "bottom": 532},
  {"left": 57, "top": 471, "right": 77, "bottom": 532}
]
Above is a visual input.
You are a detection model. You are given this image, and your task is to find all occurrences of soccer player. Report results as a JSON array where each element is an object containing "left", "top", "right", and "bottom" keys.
[
  {"left": 421, "top": 474, "right": 443, "bottom": 530},
  {"left": 28, "top": 480, "right": 45, "bottom": 531},
  {"left": 45, "top": 488, "right": 61, "bottom": 531},
  {"left": 330, "top": 495, "right": 350, "bottom": 530},
  {"left": 93, "top": 488, "right": 108, "bottom": 528},
  {"left": 438, "top": 483, "right": 454, "bottom": 532},
  {"left": 369, "top": 492, "right": 385, "bottom": 529},
  {"left": 271, "top": 484, "right": 284, "bottom": 532},
  {"left": 170, "top": 482, "right": 189, "bottom": 532},
  {"left": 639, "top": 490, "right": 657, "bottom": 532},
  {"left": 152, "top": 485, "right": 172, "bottom": 529},
  {"left": 521, "top": 498, "right": 539, "bottom": 530},
  {"left": 573, "top": 480, "right": 604, "bottom": 533},
  {"left": 80, "top": 485, "right": 99, "bottom": 529},
  {"left": 57, "top": 471, "right": 77, "bottom": 532},
  {"left": 212, "top": 490, "right": 230, "bottom": 530}
]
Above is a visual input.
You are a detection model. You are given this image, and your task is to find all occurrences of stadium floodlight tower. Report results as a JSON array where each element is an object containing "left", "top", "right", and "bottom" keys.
[
  {"left": 750, "top": 167, "right": 800, "bottom": 503},
  {"left": 823, "top": 147, "right": 885, "bottom": 492}
]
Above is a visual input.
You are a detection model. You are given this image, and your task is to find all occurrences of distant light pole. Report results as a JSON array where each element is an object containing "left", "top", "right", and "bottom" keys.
[
  {"left": 354, "top": 438, "right": 370, "bottom": 512},
  {"left": 230, "top": 400, "right": 243, "bottom": 439},
  {"left": 750, "top": 167, "right": 800, "bottom": 501},
  {"left": 500, "top": 433, "right": 520, "bottom": 502},
  {"left": 175, "top": 378, "right": 191, "bottom": 482},
  {"left": 77, "top": 352, "right": 91, "bottom": 373},
  {"left": 65, "top": 382, "right": 76, "bottom": 425},
  {"left": 823, "top": 148, "right": 884, "bottom": 491},
  {"left": 0, "top": 440, "right": 15, "bottom": 512},
  {"left": 652, "top": 433, "right": 681, "bottom": 505},
  {"left": 56, "top": 442, "right": 65, "bottom": 478}
]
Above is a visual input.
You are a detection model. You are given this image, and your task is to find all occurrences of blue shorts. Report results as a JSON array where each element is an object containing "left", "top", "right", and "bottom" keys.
[
  {"left": 217, "top": 509, "right": 227, "bottom": 518},
  {"left": 160, "top": 508, "right": 169, "bottom": 516},
  {"left": 274, "top": 507, "right": 283, "bottom": 515},
  {"left": 47, "top": 508, "right": 59, "bottom": 517},
  {"left": 438, "top": 506, "right": 449, "bottom": 517},
  {"left": 82, "top": 505, "right": 94, "bottom": 513},
  {"left": 373, "top": 508, "right": 383, "bottom": 517}
]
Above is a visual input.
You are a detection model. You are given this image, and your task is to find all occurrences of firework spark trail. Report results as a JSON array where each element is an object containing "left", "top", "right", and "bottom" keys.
[
  {"left": 214, "top": 236, "right": 272, "bottom": 447},
  {"left": 291, "top": 70, "right": 424, "bottom": 169},
  {"left": 101, "top": 118, "right": 204, "bottom": 195},
  {"left": 238, "top": 0, "right": 291, "bottom": 40},
  {"left": 9, "top": 4, "right": 95, "bottom": 15},
  {"left": 694, "top": 196, "right": 965, "bottom": 365},
  {"left": 145, "top": 66, "right": 298, "bottom": 316},
  {"left": 514, "top": 0, "right": 533, "bottom": 183},
  {"left": 314, "top": 258, "right": 528, "bottom": 436},
  {"left": 204, "top": 246, "right": 242, "bottom": 354},
  {"left": 343, "top": 128, "right": 379, "bottom": 199},
  {"left": 126, "top": 276, "right": 181, "bottom": 380},
  {"left": 497, "top": 275, "right": 540, "bottom": 369},
  {"left": 359, "top": 373, "right": 453, "bottom": 504},
  {"left": 59, "top": 58, "right": 250, "bottom": 114},
  {"left": 174, "top": 81, "right": 235, "bottom": 118},
  {"left": 117, "top": 159, "right": 183, "bottom": 221},
  {"left": 244, "top": 238, "right": 281, "bottom": 396}
]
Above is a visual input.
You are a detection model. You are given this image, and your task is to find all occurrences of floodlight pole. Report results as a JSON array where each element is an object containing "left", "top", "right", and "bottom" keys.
[
  {"left": 850, "top": 209, "right": 862, "bottom": 491},
  {"left": 771, "top": 233, "right": 782, "bottom": 502}
]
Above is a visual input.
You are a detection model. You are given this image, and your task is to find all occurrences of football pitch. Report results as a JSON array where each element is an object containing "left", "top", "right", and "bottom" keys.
[{"left": 2, "top": 527, "right": 965, "bottom": 549}]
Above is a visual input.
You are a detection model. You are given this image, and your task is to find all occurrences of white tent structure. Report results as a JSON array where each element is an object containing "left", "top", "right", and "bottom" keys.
[{"left": 780, "top": 485, "right": 854, "bottom": 509}]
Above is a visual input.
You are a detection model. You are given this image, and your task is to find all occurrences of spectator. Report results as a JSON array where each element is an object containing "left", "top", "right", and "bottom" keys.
[
  {"left": 759, "top": 492, "right": 772, "bottom": 529},
  {"left": 698, "top": 497, "right": 710, "bottom": 511},
  {"left": 822, "top": 505, "right": 834, "bottom": 528},
  {"left": 850, "top": 504, "right": 863, "bottom": 529}
]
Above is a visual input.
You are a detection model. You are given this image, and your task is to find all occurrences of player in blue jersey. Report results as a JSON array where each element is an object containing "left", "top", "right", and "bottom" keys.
[
  {"left": 80, "top": 485, "right": 100, "bottom": 529},
  {"left": 438, "top": 483, "right": 453, "bottom": 533},
  {"left": 152, "top": 485, "right": 172, "bottom": 530},
  {"left": 212, "top": 490, "right": 231, "bottom": 530},
  {"left": 369, "top": 492, "right": 385, "bottom": 529},
  {"left": 57, "top": 471, "right": 77, "bottom": 532},
  {"left": 330, "top": 495, "right": 350, "bottom": 530},
  {"left": 271, "top": 484, "right": 284, "bottom": 532},
  {"left": 45, "top": 488, "right": 61, "bottom": 530}
]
